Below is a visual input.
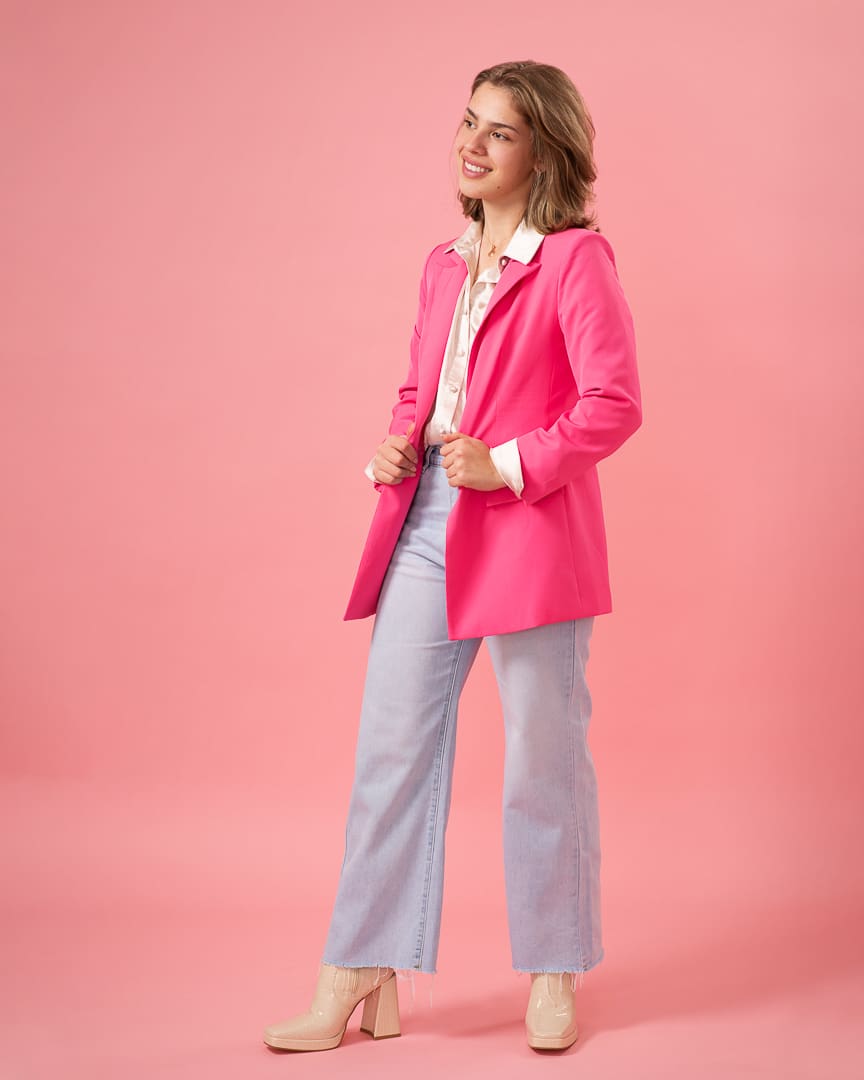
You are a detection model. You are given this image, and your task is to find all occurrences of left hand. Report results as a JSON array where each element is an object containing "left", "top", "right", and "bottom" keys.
[{"left": 440, "top": 432, "right": 506, "bottom": 491}]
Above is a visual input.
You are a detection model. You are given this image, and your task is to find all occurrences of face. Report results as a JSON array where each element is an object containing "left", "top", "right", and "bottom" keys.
[{"left": 454, "top": 82, "right": 538, "bottom": 210}]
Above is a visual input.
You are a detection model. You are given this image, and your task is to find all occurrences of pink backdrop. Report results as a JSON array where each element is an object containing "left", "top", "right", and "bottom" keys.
[{"left": 2, "top": 1, "right": 862, "bottom": 1077}]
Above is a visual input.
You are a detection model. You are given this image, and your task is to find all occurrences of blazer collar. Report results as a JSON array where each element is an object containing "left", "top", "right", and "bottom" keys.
[{"left": 440, "top": 218, "right": 545, "bottom": 270}]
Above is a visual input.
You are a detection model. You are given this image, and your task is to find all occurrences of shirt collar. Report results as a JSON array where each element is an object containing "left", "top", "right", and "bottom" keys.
[{"left": 445, "top": 218, "right": 544, "bottom": 266}]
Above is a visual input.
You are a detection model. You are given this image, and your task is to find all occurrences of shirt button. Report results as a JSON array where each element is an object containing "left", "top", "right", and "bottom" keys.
[{"left": 448, "top": 383, "right": 459, "bottom": 393}]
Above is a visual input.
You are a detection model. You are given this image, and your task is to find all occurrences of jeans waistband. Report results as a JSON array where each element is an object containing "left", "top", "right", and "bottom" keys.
[{"left": 423, "top": 443, "right": 446, "bottom": 468}]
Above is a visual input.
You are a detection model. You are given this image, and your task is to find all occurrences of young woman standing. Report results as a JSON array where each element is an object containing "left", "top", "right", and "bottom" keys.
[{"left": 264, "top": 59, "right": 642, "bottom": 1053}]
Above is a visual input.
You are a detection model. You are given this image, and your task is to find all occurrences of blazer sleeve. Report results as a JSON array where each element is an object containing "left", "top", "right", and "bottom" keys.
[
  {"left": 388, "top": 248, "right": 436, "bottom": 437},
  {"left": 515, "top": 232, "right": 642, "bottom": 504},
  {"left": 369, "top": 248, "right": 435, "bottom": 492}
]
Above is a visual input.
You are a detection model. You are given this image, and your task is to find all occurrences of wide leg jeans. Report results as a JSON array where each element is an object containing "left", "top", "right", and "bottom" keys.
[{"left": 321, "top": 444, "right": 604, "bottom": 977}]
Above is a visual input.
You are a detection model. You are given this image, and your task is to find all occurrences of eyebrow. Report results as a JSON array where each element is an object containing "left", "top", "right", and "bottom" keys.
[{"left": 465, "top": 106, "right": 521, "bottom": 133}]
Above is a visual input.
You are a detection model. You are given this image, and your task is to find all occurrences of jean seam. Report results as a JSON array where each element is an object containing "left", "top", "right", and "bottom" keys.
[
  {"left": 414, "top": 637, "right": 465, "bottom": 969},
  {"left": 567, "top": 620, "right": 586, "bottom": 971}
]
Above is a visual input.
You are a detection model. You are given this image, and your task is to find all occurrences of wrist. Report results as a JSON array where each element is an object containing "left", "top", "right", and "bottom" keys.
[{"left": 489, "top": 461, "right": 506, "bottom": 489}]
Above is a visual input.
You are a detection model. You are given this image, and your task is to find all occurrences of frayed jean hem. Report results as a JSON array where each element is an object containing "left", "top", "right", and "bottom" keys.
[
  {"left": 319, "top": 957, "right": 437, "bottom": 1012},
  {"left": 512, "top": 947, "right": 605, "bottom": 990}
]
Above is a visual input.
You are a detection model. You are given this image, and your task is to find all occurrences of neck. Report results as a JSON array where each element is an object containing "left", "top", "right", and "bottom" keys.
[{"left": 481, "top": 200, "right": 528, "bottom": 252}]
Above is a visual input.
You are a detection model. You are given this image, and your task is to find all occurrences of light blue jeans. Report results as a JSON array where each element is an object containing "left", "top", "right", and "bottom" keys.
[{"left": 322, "top": 445, "right": 603, "bottom": 980}]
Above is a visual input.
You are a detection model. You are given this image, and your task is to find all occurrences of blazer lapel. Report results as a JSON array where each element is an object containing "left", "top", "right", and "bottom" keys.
[
  {"left": 416, "top": 247, "right": 540, "bottom": 437},
  {"left": 413, "top": 252, "right": 468, "bottom": 440},
  {"left": 463, "top": 260, "right": 540, "bottom": 409}
]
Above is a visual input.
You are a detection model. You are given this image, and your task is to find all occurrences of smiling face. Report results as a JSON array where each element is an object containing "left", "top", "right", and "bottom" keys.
[{"left": 454, "top": 82, "right": 538, "bottom": 212}]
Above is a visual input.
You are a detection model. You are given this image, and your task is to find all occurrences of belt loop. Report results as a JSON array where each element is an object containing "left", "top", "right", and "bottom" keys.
[{"left": 424, "top": 443, "right": 444, "bottom": 469}]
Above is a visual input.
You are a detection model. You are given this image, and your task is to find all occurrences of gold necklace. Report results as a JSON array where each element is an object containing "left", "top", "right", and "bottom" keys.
[
  {"left": 482, "top": 229, "right": 501, "bottom": 257},
  {"left": 482, "top": 225, "right": 516, "bottom": 258}
]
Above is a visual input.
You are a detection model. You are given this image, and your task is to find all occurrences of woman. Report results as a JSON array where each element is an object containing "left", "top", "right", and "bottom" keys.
[{"left": 264, "top": 59, "right": 642, "bottom": 1053}]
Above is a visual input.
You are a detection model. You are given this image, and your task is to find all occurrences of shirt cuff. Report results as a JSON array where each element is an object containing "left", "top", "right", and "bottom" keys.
[
  {"left": 364, "top": 456, "right": 377, "bottom": 483},
  {"left": 489, "top": 439, "right": 524, "bottom": 497}
]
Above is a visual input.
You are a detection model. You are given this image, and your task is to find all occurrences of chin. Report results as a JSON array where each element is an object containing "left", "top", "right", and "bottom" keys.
[{"left": 458, "top": 180, "right": 486, "bottom": 199}]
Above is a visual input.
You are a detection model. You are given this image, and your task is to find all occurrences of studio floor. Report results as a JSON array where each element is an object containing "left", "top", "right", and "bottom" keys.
[{"left": 3, "top": 781, "right": 862, "bottom": 1080}]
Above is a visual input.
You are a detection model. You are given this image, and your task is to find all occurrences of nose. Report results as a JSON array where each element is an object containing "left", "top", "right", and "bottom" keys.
[{"left": 463, "top": 130, "right": 487, "bottom": 157}]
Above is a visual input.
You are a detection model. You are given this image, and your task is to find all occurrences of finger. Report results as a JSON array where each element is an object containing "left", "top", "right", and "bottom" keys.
[
  {"left": 373, "top": 466, "right": 402, "bottom": 484},
  {"left": 382, "top": 445, "right": 416, "bottom": 471},
  {"left": 396, "top": 439, "right": 418, "bottom": 464},
  {"left": 377, "top": 458, "right": 410, "bottom": 481},
  {"left": 387, "top": 438, "right": 418, "bottom": 466}
]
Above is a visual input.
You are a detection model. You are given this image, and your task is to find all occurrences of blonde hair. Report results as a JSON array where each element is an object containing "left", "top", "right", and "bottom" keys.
[{"left": 458, "top": 60, "right": 601, "bottom": 234}]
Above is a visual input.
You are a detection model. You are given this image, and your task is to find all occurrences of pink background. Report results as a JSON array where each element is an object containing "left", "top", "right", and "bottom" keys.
[{"left": 2, "top": 1, "right": 862, "bottom": 1077}]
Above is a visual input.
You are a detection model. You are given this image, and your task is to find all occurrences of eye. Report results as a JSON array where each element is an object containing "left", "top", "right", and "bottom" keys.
[{"left": 462, "top": 119, "right": 509, "bottom": 140}]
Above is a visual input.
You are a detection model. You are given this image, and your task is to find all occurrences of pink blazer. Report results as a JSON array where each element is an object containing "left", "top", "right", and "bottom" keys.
[{"left": 343, "top": 226, "right": 642, "bottom": 639}]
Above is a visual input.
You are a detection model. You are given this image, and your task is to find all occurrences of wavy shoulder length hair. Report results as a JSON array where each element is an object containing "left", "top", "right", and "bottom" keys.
[{"left": 458, "top": 60, "right": 601, "bottom": 234}]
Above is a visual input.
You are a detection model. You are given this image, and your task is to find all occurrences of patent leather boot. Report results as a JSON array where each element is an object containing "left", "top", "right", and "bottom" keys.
[
  {"left": 525, "top": 971, "right": 579, "bottom": 1050},
  {"left": 263, "top": 963, "right": 400, "bottom": 1051}
]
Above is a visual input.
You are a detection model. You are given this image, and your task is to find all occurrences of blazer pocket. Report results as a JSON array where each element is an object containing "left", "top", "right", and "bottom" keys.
[{"left": 485, "top": 485, "right": 521, "bottom": 507}]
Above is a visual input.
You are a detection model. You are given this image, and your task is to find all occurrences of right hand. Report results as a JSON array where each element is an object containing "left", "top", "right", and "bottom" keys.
[{"left": 372, "top": 422, "right": 418, "bottom": 485}]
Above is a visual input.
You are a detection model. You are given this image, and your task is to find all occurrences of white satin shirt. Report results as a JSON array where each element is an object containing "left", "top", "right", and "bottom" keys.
[{"left": 366, "top": 218, "right": 545, "bottom": 496}]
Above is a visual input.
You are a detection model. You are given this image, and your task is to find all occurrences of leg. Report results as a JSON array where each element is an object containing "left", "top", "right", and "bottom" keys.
[
  {"left": 485, "top": 616, "right": 603, "bottom": 974},
  {"left": 322, "top": 452, "right": 481, "bottom": 974}
]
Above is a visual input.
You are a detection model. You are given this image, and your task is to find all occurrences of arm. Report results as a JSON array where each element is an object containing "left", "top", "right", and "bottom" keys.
[
  {"left": 386, "top": 248, "right": 433, "bottom": 438},
  {"left": 365, "top": 250, "right": 434, "bottom": 490},
  {"left": 515, "top": 232, "right": 642, "bottom": 504}
]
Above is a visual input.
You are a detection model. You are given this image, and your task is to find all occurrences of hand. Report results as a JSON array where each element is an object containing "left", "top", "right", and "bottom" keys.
[
  {"left": 440, "top": 431, "right": 506, "bottom": 491},
  {"left": 372, "top": 422, "right": 417, "bottom": 484}
]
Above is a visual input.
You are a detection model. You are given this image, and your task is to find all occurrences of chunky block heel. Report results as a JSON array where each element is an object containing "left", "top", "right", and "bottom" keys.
[
  {"left": 359, "top": 972, "right": 401, "bottom": 1039},
  {"left": 263, "top": 963, "right": 400, "bottom": 1052}
]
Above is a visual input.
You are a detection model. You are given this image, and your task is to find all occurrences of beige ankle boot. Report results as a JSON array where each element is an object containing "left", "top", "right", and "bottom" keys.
[
  {"left": 263, "top": 963, "right": 400, "bottom": 1052},
  {"left": 525, "top": 971, "right": 579, "bottom": 1050}
]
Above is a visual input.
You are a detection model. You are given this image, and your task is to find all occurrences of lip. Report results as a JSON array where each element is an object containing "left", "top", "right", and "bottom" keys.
[{"left": 461, "top": 156, "right": 492, "bottom": 178}]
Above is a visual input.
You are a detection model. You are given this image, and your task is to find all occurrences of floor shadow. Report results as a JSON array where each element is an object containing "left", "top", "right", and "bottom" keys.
[{"left": 421, "top": 893, "right": 864, "bottom": 1042}]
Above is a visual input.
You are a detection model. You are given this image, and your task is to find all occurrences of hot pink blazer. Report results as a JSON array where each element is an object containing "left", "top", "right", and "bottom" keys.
[{"left": 343, "top": 226, "right": 642, "bottom": 639}]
